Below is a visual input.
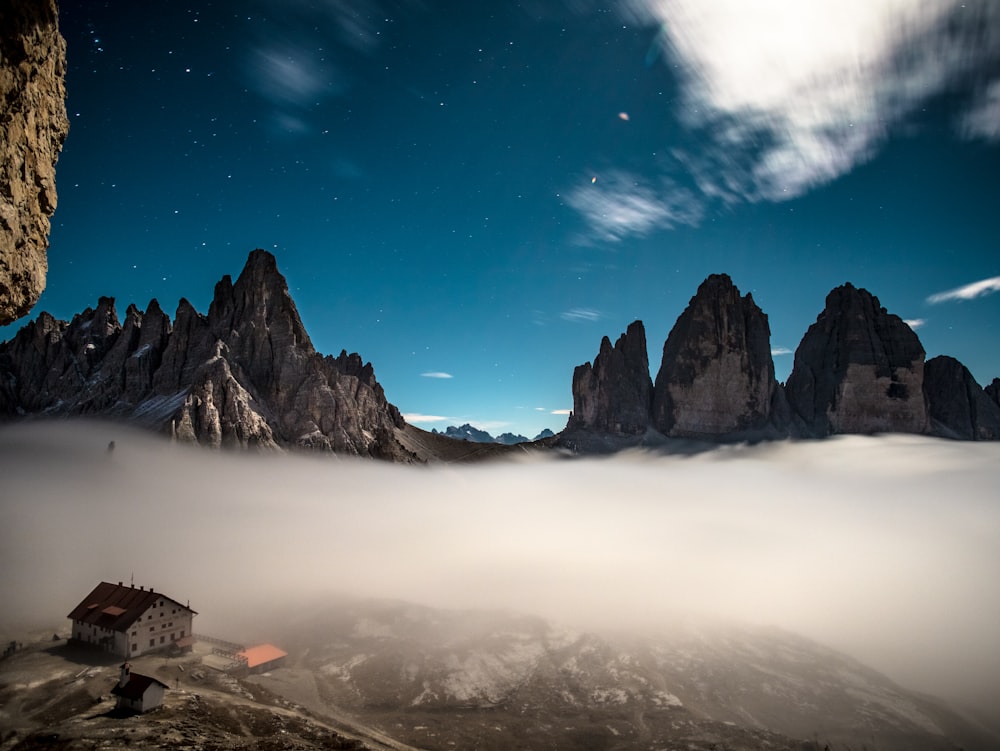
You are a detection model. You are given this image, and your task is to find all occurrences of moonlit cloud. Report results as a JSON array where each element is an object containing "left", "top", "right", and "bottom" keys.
[
  {"left": 421, "top": 372, "right": 454, "bottom": 379},
  {"left": 617, "top": 0, "right": 1000, "bottom": 202},
  {"left": 904, "top": 318, "right": 926, "bottom": 330},
  {"left": 771, "top": 346, "right": 793, "bottom": 356},
  {"left": 402, "top": 413, "right": 449, "bottom": 423},
  {"left": 560, "top": 308, "right": 603, "bottom": 322},
  {"left": 565, "top": 171, "right": 702, "bottom": 242},
  {"left": 927, "top": 276, "right": 1000, "bottom": 304},
  {"left": 3, "top": 423, "right": 999, "bottom": 718},
  {"left": 960, "top": 79, "right": 1000, "bottom": 140}
]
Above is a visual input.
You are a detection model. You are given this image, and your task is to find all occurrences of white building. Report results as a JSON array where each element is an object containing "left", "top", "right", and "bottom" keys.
[
  {"left": 67, "top": 581, "right": 196, "bottom": 658},
  {"left": 111, "top": 662, "right": 168, "bottom": 713}
]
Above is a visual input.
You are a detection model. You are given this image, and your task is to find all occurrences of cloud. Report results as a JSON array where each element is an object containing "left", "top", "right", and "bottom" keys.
[
  {"left": 565, "top": 171, "right": 702, "bottom": 242},
  {"left": 402, "top": 413, "right": 449, "bottom": 423},
  {"left": 551, "top": 409, "right": 572, "bottom": 415},
  {"left": 421, "top": 372, "right": 454, "bottom": 379},
  {"left": 3, "top": 422, "right": 999, "bottom": 717},
  {"left": 960, "top": 79, "right": 1000, "bottom": 141},
  {"left": 904, "top": 318, "right": 926, "bottom": 330},
  {"left": 770, "top": 347, "right": 793, "bottom": 356},
  {"left": 560, "top": 308, "right": 603, "bottom": 322},
  {"left": 926, "top": 276, "right": 1000, "bottom": 304},
  {"left": 616, "top": 0, "right": 1000, "bottom": 202}
]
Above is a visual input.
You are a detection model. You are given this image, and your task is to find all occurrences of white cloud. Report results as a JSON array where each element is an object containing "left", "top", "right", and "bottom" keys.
[
  {"left": 904, "top": 318, "right": 926, "bottom": 330},
  {"left": 561, "top": 308, "right": 603, "bottom": 322},
  {"left": 566, "top": 171, "right": 702, "bottom": 242},
  {"left": 617, "top": 0, "right": 1000, "bottom": 201},
  {"left": 771, "top": 347, "right": 793, "bottom": 356},
  {"left": 551, "top": 409, "right": 572, "bottom": 415},
  {"left": 960, "top": 79, "right": 1000, "bottom": 141},
  {"left": 250, "top": 47, "right": 343, "bottom": 108},
  {"left": 421, "top": 372, "right": 454, "bottom": 379},
  {"left": 402, "top": 413, "right": 449, "bottom": 423},
  {"left": 927, "top": 277, "right": 1000, "bottom": 305}
]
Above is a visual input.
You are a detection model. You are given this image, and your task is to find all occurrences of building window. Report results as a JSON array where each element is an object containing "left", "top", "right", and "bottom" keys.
[
  {"left": 160, "top": 612, "right": 164, "bottom": 617},
  {"left": 131, "top": 643, "right": 137, "bottom": 652},
  {"left": 180, "top": 630, "right": 185, "bottom": 638},
  {"left": 170, "top": 633, "right": 175, "bottom": 641},
  {"left": 149, "top": 639, "right": 155, "bottom": 648},
  {"left": 160, "top": 636, "right": 165, "bottom": 644},
  {"left": 131, "top": 631, "right": 137, "bottom": 637},
  {"left": 150, "top": 626, "right": 154, "bottom": 632}
]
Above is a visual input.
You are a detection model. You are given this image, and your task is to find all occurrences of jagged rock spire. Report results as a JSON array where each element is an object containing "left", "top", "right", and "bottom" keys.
[
  {"left": 785, "top": 283, "right": 927, "bottom": 436},
  {"left": 652, "top": 274, "right": 782, "bottom": 438},
  {"left": 567, "top": 320, "right": 652, "bottom": 435}
]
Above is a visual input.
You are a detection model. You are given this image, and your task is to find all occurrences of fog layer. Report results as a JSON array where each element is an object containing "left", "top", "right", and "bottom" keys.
[{"left": 2, "top": 421, "right": 998, "bottom": 717}]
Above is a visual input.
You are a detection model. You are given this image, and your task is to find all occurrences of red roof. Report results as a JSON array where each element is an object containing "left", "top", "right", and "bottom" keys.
[
  {"left": 236, "top": 643, "right": 288, "bottom": 668},
  {"left": 67, "top": 582, "right": 196, "bottom": 632}
]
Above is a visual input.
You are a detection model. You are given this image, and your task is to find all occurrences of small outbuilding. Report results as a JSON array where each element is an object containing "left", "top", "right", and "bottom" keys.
[
  {"left": 111, "top": 662, "right": 168, "bottom": 714},
  {"left": 236, "top": 643, "right": 288, "bottom": 674}
]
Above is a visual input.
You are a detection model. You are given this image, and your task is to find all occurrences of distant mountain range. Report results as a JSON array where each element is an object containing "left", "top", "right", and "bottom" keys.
[
  {"left": 562, "top": 273, "right": 1000, "bottom": 449},
  {"left": 433, "top": 423, "right": 555, "bottom": 444},
  {"left": 1, "top": 252, "right": 997, "bottom": 460}
]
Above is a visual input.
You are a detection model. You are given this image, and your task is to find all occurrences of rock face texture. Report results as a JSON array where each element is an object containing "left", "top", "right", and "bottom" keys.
[
  {"left": 0, "top": 0, "right": 69, "bottom": 324},
  {"left": 652, "top": 274, "right": 784, "bottom": 438},
  {"left": 924, "top": 356, "right": 1000, "bottom": 440},
  {"left": 785, "top": 284, "right": 928, "bottom": 436},
  {"left": 986, "top": 378, "right": 1000, "bottom": 410},
  {"left": 567, "top": 320, "right": 652, "bottom": 435},
  {"left": 0, "top": 250, "right": 412, "bottom": 459}
]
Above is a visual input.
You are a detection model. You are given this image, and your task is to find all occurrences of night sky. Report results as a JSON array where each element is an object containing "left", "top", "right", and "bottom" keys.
[{"left": 6, "top": 0, "right": 999, "bottom": 439}]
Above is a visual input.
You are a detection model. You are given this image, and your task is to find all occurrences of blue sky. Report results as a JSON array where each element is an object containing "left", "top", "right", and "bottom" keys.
[{"left": 4, "top": 0, "right": 999, "bottom": 439}]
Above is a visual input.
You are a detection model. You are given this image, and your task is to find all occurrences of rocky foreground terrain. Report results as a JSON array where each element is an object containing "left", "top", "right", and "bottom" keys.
[{"left": 3, "top": 600, "right": 995, "bottom": 751}]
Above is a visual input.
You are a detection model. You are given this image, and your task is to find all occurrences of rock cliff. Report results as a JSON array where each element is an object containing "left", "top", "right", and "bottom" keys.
[
  {"left": 652, "top": 274, "right": 785, "bottom": 439},
  {"left": 566, "top": 319, "right": 652, "bottom": 435},
  {"left": 784, "top": 284, "right": 928, "bottom": 436},
  {"left": 924, "top": 355, "right": 1000, "bottom": 440},
  {"left": 0, "top": 0, "right": 69, "bottom": 324},
  {"left": 0, "top": 249, "right": 411, "bottom": 459},
  {"left": 986, "top": 378, "right": 1000, "bottom": 410}
]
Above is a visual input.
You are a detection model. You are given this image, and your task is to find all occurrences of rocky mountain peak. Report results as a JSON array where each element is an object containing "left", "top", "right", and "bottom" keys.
[
  {"left": 652, "top": 273, "right": 782, "bottom": 438},
  {"left": 785, "top": 282, "right": 927, "bottom": 436},
  {"left": 0, "top": 249, "right": 411, "bottom": 459},
  {"left": 567, "top": 319, "right": 652, "bottom": 435},
  {"left": 923, "top": 355, "right": 1000, "bottom": 440}
]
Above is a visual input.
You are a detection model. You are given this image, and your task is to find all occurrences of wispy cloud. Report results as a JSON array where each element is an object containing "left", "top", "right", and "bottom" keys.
[
  {"left": 616, "top": 0, "right": 1000, "bottom": 202},
  {"left": 551, "top": 409, "right": 572, "bottom": 415},
  {"left": 421, "top": 372, "right": 454, "bottom": 379},
  {"left": 402, "top": 413, "right": 449, "bottom": 424},
  {"left": 927, "top": 277, "right": 1000, "bottom": 305},
  {"left": 561, "top": 308, "right": 603, "bottom": 323},
  {"left": 771, "top": 347, "right": 793, "bottom": 356},
  {"left": 960, "top": 79, "right": 1000, "bottom": 141},
  {"left": 904, "top": 318, "right": 926, "bottom": 330},
  {"left": 565, "top": 171, "right": 702, "bottom": 242}
]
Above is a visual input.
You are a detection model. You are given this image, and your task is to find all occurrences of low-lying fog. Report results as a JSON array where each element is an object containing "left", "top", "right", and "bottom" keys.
[{"left": 2, "top": 421, "right": 998, "bottom": 719}]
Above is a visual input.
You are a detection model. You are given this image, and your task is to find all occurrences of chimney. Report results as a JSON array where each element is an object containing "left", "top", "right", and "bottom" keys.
[
  {"left": 118, "top": 581, "right": 123, "bottom": 587},
  {"left": 139, "top": 586, "right": 144, "bottom": 591},
  {"left": 119, "top": 662, "right": 131, "bottom": 688}
]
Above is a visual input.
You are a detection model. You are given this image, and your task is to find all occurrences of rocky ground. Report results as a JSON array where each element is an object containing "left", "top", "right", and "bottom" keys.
[{"left": 0, "top": 632, "right": 396, "bottom": 751}]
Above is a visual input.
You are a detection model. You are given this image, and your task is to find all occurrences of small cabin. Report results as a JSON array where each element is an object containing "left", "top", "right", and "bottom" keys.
[
  {"left": 111, "top": 662, "right": 168, "bottom": 713},
  {"left": 236, "top": 643, "right": 288, "bottom": 674}
]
